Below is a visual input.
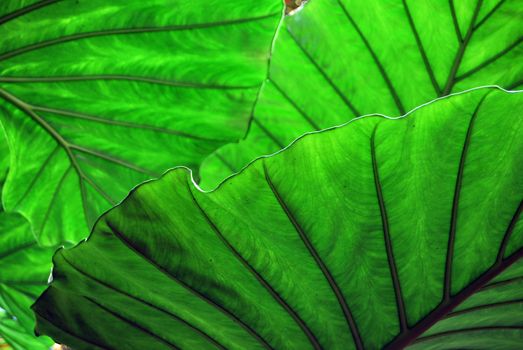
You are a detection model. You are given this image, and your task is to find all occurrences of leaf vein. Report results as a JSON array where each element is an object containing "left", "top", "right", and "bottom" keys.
[
  {"left": 84, "top": 296, "right": 180, "bottom": 349},
  {"left": 444, "top": 96, "right": 487, "bottom": 299},
  {"left": 455, "top": 38, "right": 523, "bottom": 83},
  {"left": 370, "top": 124, "right": 408, "bottom": 332},
  {"left": 285, "top": 28, "right": 360, "bottom": 117},
  {"left": 263, "top": 162, "right": 363, "bottom": 349},
  {"left": 401, "top": 0, "right": 441, "bottom": 95},
  {"left": 30, "top": 105, "right": 226, "bottom": 142},
  {"left": 0, "top": 12, "right": 280, "bottom": 62},
  {"left": 186, "top": 181, "right": 322, "bottom": 350},
  {"left": 70, "top": 144, "right": 158, "bottom": 178},
  {"left": 0, "top": 75, "right": 258, "bottom": 91},
  {"left": 0, "top": 0, "right": 59, "bottom": 26},
  {"left": 444, "top": 298, "right": 523, "bottom": 318},
  {"left": 105, "top": 221, "right": 274, "bottom": 350},
  {"left": 336, "top": 0, "right": 406, "bottom": 114},
  {"left": 412, "top": 326, "right": 523, "bottom": 344},
  {"left": 442, "top": 0, "right": 484, "bottom": 95},
  {"left": 33, "top": 307, "right": 110, "bottom": 350},
  {"left": 269, "top": 78, "right": 320, "bottom": 130},
  {"left": 60, "top": 253, "right": 227, "bottom": 350}
]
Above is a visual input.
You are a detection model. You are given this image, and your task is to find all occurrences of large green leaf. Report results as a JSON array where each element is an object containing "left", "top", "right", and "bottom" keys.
[
  {"left": 33, "top": 87, "right": 523, "bottom": 349},
  {"left": 199, "top": 0, "right": 523, "bottom": 188},
  {"left": 0, "top": 212, "right": 54, "bottom": 350},
  {"left": 0, "top": 0, "right": 283, "bottom": 246}
]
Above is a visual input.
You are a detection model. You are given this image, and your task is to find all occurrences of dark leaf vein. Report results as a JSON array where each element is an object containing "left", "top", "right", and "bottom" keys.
[
  {"left": 285, "top": 28, "right": 360, "bottom": 117},
  {"left": 0, "top": 0, "right": 59, "bottom": 26},
  {"left": 263, "top": 162, "right": 363, "bottom": 350},
  {"left": 337, "top": 0, "right": 406, "bottom": 114},
  {"left": 186, "top": 182, "right": 321, "bottom": 350},
  {"left": 0, "top": 12, "right": 280, "bottom": 61},
  {"left": 60, "top": 253, "right": 226, "bottom": 350},
  {"left": 370, "top": 124, "right": 408, "bottom": 332},
  {"left": 0, "top": 75, "right": 258, "bottom": 91},
  {"left": 444, "top": 96, "right": 486, "bottom": 300},
  {"left": 84, "top": 296, "right": 180, "bottom": 349},
  {"left": 106, "top": 221, "right": 273, "bottom": 350}
]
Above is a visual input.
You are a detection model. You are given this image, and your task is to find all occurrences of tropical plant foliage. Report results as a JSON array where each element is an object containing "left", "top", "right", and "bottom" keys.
[
  {"left": 33, "top": 87, "right": 523, "bottom": 349},
  {"left": 1, "top": 131, "right": 53, "bottom": 350},
  {"left": 0, "top": 0, "right": 283, "bottom": 348},
  {"left": 0, "top": 0, "right": 282, "bottom": 246},
  {"left": 199, "top": 0, "right": 523, "bottom": 188},
  {"left": 0, "top": 0, "right": 522, "bottom": 349},
  {"left": 0, "top": 213, "right": 54, "bottom": 350}
]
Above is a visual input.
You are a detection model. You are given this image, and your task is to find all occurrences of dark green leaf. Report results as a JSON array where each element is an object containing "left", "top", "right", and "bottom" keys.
[
  {"left": 199, "top": 0, "right": 523, "bottom": 188},
  {"left": 34, "top": 87, "right": 523, "bottom": 349},
  {"left": 0, "top": 0, "right": 283, "bottom": 246}
]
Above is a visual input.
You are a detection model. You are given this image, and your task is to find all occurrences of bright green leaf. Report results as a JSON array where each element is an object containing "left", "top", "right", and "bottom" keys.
[
  {"left": 0, "top": 0, "right": 283, "bottom": 246},
  {"left": 1, "top": 305, "right": 51, "bottom": 350},
  {"left": 33, "top": 87, "right": 523, "bottom": 349},
  {"left": 406, "top": 257, "right": 523, "bottom": 349},
  {"left": 199, "top": 0, "right": 523, "bottom": 188},
  {"left": 0, "top": 111, "right": 52, "bottom": 349},
  {"left": 0, "top": 212, "right": 54, "bottom": 350},
  {"left": 0, "top": 129, "right": 7, "bottom": 192},
  {"left": 0, "top": 309, "right": 50, "bottom": 350}
]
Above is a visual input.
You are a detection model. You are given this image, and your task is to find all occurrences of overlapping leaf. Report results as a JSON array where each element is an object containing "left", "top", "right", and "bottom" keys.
[
  {"left": 199, "top": 0, "right": 523, "bottom": 188},
  {"left": 33, "top": 88, "right": 523, "bottom": 349},
  {"left": 0, "top": 0, "right": 283, "bottom": 246}
]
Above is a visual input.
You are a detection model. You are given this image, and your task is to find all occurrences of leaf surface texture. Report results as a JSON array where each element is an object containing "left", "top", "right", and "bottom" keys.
[
  {"left": 34, "top": 87, "right": 523, "bottom": 349},
  {"left": 0, "top": 0, "right": 283, "bottom": 245},
  {"left": 200, "top": 0, "right": 523, "bottom": 188}
]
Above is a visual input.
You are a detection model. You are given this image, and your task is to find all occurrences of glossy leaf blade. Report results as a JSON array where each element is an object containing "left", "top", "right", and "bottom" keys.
[
  {"left": 0, "top": 0, "right": 283, "bottom": 246},
  {"left": 34, "top": 87, "right": 523, "bottom": 349},
  {"left": 199, "top": 0, "right": 523, "bottom": 188}
]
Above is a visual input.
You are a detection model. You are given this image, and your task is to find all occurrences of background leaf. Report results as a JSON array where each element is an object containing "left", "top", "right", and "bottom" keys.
[
  {"left": 0, "top": 129, "right": 54, "bottom": 350},
  {"left": 0, "top": 0, "right": 283, "bottom": 246},
  {"left": 0, "top": 132, "right": 52, "bottom": 349},
  {"left": 34, "top": 87, "right": 523, "bottom": 349},
  {"left": 199, "top": 0, "right": 523, "bottom": 188},
  {"left": 0, "top": 310, "right": 50, "bottom": 350},
  {"left": 0, "top": 212, "right": 54, "bottom": 350}
]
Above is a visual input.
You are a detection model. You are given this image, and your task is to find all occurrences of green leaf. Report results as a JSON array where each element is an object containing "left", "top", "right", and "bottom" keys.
[
  {"left": 0, "top": 129, "right": 7, "bottom": 192},
  {"left": 33, "top": 87, "right": 523, "bottom": 349},
  {"left": 0, "top": 0, "right": 283, "bottom": 246},
  {"left": 0, "top": 310, "right": 51, "bottom": 350},
  {"left": 406, "top": 257, "right": 523, "bottom": 349},
  {"left": 1, "top": 127, "right": 53, "bottom": 350},
  {"left": 199, "top": 0, "right": 523, "bottom": 188},
  {"left": 0, "top": 212, "right": 54, "bottom": 350}
]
